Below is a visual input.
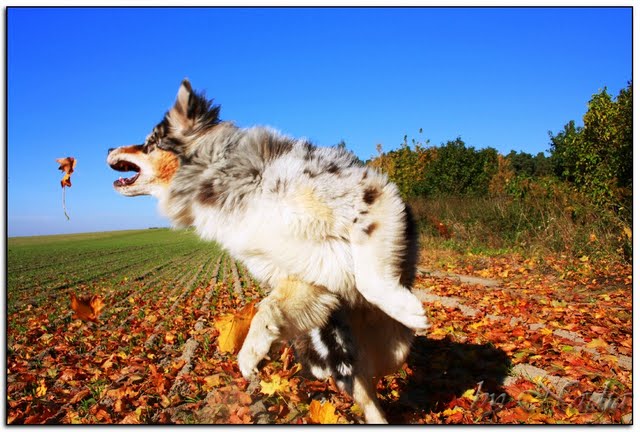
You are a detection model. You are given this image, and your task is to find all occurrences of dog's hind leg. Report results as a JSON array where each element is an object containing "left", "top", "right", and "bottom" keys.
[
  {"left": 352, "top": 374, "right": 388, "bottom": 424},
  {"left": 237, "top": 277, "right": 339, "bottom": 379}
]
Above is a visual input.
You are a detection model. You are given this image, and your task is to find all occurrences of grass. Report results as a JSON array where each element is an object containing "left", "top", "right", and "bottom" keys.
[{"left": 408, "top": 184, "right": 631, "bottom": 264}]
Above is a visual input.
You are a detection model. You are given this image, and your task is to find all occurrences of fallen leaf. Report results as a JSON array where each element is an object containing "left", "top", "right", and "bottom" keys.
[
  {"left": 259, "top": 374, "right": 290, "bottom": 396},
  {"left": 461, "top": 388, "right": 477, "bottom": 401},
  {"left": 202, "top": 374, "right": 223, "bottom": 391},
  {"left": 214, "top": 301, "right": 257, "bottom": 354},
  {"left": 565, "top": 405, "right": 579, "bottom": 418},
  {"left": 308, "top": 399, "right": 340, "bottom": 424},
  {"left": 35, "top": 379, "right": 47, "bottom": 397},
  {"left": 70, "top": 293, "right": 104, "bottom": 323},
  {"left": 518, "top": 393, "right": 540, "bottom": 404},
  {"left": 69, "top": 388, "right": 91, "bottom": 404},
  {"left": 585, "top": 338, "right": 608, "bottom": 350},
  {"left": 164, "top": 332, "right": 176, "bottom": 344}
]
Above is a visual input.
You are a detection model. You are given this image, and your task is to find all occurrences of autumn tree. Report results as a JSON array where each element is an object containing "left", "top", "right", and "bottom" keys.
[{"left": 549, "top": 83, "right": 632, "bottom": 216}]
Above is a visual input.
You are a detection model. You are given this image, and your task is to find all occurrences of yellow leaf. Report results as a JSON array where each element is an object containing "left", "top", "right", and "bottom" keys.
[
  {"left": 461, "top": 388, "right": 477, "bottom": 401},
  {"left": 431, "top": 327, "right": 448, "bottom": 338},
  {"left": 350, "top": 403, "right": 363, "bottom": 416},
  {"left": 160, "top": 394, "right": 171, "bottom": 408},
  {"left": 214, "top": 302, "right": 257, "bottom": 354},
  {"left": 35, "top": 379, "right": 47, "bottom": 397},
  {"left": 164, "top": 332, "right": 176, "bottom": 344},
  {"left": 469, "top": 321, "right": 485, "bottom": 331},
  {"left": 202, "top": 374, "right": 223, "bottom": 392},
  {"left": 309, "top": 400, "right": 340, "bottom": 424},
  {"left": 579, "top": 255, "right": 589, "bottom": 262},
  {"left": 518, "top": 392, "right": 540, "bottom": 404},
  {"left": 260, "top": 374, "right": 290, "bottom": 396},
  {"left": 623, "top": 226, "right": 632, "bottom": 239},
  {"left": 442, "top": 406, "right": 464, "bottom": 416},
  {"left": 539, "top": 327, "right": 553, "bottom": 336},
  {"left": 565, "top": 405, "right": 579, "bottom": 418},
  {"left": 585, "top": 338, "right": 608, "bottom": 349}
]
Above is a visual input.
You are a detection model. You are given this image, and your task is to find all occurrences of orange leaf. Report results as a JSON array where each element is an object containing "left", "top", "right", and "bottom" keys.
[
  {"left": 70, "top": 293, "right": 104, "bottom": 323},
  {"left": 308, "top": 400, "right": 340, "bottom": 424},
  {"left": 56, "top": 157, "right": 77, "bottom": 188},
  {"left": 213, "top": 301, "right": 257, "bottom": 354}
]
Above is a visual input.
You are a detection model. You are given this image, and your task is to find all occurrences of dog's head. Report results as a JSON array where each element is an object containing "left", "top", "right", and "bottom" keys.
[
  {"left": 108, "top": 79, "right": 221, "bottom": 196},
  {"left": 107, "top": 143, "right": 179, "bottom": 197}
]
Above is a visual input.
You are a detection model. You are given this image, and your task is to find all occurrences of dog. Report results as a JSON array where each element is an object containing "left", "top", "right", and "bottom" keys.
[{"left": 107, "top": 79, "right": 427, "bottom": 423}]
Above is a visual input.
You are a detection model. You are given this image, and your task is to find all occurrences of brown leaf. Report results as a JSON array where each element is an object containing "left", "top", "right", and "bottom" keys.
[
  {"left": 70, "top": 293, "right": 104, "bottom": 323},
  {"left": 69, "top": 388, "right": 91, "bottom": 404},
  {"left": 56, "top": 157, "right": 77, "bottom": 188}
]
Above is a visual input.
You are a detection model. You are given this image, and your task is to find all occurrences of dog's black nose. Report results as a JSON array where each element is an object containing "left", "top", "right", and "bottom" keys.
[{"left": 108, "top": 148, "right": 115, "bottom": 154}]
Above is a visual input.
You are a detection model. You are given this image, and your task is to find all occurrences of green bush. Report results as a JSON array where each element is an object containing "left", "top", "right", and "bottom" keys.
[{"left": 409, "top": 177, "right": 630, "bottom": 262}]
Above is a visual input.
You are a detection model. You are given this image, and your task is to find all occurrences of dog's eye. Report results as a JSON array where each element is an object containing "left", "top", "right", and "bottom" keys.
[{"left": 143, "top": 141, "right": 155, "bottom": 154}]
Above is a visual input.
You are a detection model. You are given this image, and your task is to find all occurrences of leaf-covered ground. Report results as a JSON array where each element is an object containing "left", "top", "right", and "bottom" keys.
[{"left": 7, "top": 230, "right": 632, "bottom": 424}]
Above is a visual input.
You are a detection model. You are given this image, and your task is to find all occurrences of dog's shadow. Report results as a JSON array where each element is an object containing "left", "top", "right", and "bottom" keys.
[{"left": 383, "top": 335, "right": 512, "bottom": 422}]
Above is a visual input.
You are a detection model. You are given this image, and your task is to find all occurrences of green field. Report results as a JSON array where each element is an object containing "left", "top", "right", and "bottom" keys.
[
  {"left": 9, "top": 229, "right": 226, "bottom": 316},
  {"left": 7, "top": 228, "right": 266, "bottom": 424}
]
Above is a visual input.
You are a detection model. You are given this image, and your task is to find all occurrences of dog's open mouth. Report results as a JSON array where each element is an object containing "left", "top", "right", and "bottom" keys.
[{"left": 110, "top": 160, "right": 140, "bottom": 187}]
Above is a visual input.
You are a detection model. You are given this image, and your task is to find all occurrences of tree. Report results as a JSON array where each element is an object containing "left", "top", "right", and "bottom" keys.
[
  {"left": 418, "top": 138, "right": 498, "bottom": 197},
  {"left": 548, "top": 82, "right": 632, "bottom": 212}
]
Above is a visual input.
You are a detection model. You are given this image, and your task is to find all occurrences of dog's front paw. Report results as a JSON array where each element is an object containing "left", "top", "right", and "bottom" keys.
[{"left": 237, "top": 345, "right": 261, "bottom": 380}]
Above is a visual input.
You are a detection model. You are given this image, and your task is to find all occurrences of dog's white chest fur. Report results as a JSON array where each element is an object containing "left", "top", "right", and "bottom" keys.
[{"left": 184, "top": 149, "right": 360, "bottom": 300}]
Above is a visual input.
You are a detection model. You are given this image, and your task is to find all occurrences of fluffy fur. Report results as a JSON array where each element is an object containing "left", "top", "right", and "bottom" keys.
[{"left": 107, "top": 79, "right": 427, "bottom": 423}]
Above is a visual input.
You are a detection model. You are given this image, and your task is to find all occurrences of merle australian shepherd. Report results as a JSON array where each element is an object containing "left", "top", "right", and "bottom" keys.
[{"left": 107, "top": 80, "right": 428, "bottom": 423}]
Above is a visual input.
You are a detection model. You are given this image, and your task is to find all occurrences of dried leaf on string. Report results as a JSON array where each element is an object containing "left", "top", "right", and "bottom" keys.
[{"left": 56, "top": 157, "right": 76, "bottom": 220}]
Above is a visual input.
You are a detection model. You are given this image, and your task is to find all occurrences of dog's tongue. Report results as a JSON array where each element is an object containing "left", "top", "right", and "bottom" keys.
[{"left": 115, "top": 173, "right": 139, "bottom": 187}]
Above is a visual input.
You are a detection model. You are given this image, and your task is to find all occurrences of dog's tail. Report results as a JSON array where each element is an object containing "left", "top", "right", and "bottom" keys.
[
  {"left": 350, "top": 177, "right": 428, "bottom": 331},
  {"left": 294, "top": 305, "right": 356, "bottom": 395}
]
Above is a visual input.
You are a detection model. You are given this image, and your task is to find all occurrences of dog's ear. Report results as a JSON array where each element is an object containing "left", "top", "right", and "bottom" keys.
[
  {"left": 163, "top": 79, "right": 221, "bottom": 154},
  {"left": 168, "top": 79, "right": 196, "bottom": 134}
]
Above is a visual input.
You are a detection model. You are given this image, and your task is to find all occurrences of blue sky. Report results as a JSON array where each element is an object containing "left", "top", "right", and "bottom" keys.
[{"left": 7, "top": 7, "right": 632, "bottom": 237}]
